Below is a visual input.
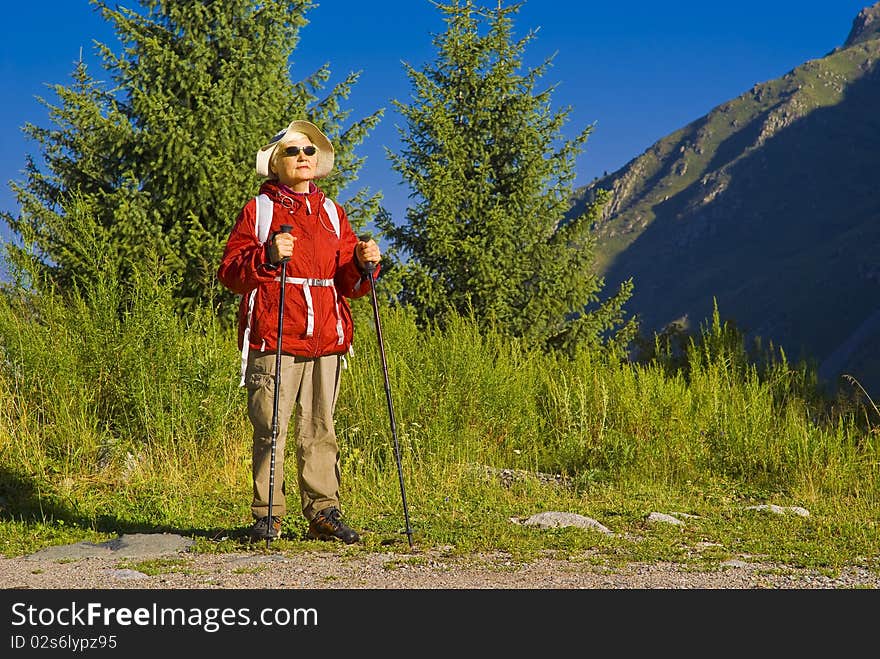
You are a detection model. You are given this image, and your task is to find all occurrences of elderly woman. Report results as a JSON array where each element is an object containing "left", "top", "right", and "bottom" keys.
[{"left": 218, "top": 120, "right": 380, "bottom": 544}]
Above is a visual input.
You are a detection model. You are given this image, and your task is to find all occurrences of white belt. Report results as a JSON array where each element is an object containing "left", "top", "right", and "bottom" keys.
[{"left": 274, "top": 276, "right": 344, "bottom": 344}]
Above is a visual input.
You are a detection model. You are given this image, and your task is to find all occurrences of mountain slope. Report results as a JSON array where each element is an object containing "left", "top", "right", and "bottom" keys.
[{"left": 571, "top": 3, "right": 880, "bottom": 393}]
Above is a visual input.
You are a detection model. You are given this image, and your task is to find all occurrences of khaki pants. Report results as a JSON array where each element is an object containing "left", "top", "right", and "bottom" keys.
[{"left": 245, "top": 351, "right": 343, "bottom": 522}]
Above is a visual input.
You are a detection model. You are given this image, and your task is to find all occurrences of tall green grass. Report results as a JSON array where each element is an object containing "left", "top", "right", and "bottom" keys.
[
  {"left": 1, "top": 219, "right": 878, "bottom": 568},
  {"left": 0, "top": 250, "right": 249, "bottom": 533}
]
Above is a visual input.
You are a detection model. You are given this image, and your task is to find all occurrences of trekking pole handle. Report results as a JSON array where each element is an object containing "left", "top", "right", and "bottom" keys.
[
  {"left": 358, "top": 233, "right": 378, "bottom": 275},
  {"left": 277, "top": 224, "right": 293, "bottom": 264}
]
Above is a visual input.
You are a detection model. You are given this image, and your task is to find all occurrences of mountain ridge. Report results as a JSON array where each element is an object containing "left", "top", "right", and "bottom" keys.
[
  {"left": 572, "top": 3, "right": 880, "bottom": 393},
  {"left": 844, "top": 2, "right": 880, "bottom": 47}
]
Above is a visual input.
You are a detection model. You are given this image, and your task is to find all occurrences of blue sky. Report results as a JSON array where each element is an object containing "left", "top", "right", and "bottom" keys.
[{"left": 0, "top": 0, "right": 871, "bottom": 240}]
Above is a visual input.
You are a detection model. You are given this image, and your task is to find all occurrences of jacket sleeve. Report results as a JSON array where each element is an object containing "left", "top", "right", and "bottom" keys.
[
  {"left": 217, "top": 197, "right": 279, "bottom": 296},
  {"left": 333, "top": 202, "right": 381, "bottom": 299}
]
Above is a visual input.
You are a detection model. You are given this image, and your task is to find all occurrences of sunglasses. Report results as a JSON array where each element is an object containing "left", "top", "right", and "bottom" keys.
[{"left": 281, "top": 145, "right": 317, "bottom": 157}]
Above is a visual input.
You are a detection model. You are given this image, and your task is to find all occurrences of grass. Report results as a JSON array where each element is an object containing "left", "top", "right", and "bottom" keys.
[{"left": 0, "top": 244, "right": 877, "bottom": 578}]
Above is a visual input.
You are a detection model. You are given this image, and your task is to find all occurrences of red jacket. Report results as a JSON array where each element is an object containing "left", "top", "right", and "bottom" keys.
[{"left": 218, "top": 180, "right": 376, "bottom": 366}]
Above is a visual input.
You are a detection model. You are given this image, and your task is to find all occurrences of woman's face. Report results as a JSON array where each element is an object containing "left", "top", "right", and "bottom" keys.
[{"left": 271, "top": 134, "right": 318, "bottom": 191}]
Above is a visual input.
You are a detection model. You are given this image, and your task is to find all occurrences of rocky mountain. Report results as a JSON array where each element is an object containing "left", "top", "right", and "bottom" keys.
[{"left": 571, "top": 3, "right": 880, "bottom": 394}]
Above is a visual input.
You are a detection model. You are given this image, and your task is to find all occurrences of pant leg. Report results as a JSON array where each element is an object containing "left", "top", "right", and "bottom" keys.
[
  {"left": 246, "top": 350, "right": 304, "bottom": 519},
  {"left": 294, "top": 354, "right": 343, "bottom": 521}
]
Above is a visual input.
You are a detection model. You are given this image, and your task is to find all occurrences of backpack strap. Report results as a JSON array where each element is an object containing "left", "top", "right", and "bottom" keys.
[
  {"left": 239, "top": 194, "right": 273, "bottom": 386},
  {"left": 323, "top": 197, "right": 340, "bottom": 237},
  {"left": 255, "top": 193, "right": 273, "bottom": 243}
]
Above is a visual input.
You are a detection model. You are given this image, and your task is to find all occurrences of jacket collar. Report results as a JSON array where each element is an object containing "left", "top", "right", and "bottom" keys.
[{"left": 259, "top": 180, "right": 323, "bottom": 208}]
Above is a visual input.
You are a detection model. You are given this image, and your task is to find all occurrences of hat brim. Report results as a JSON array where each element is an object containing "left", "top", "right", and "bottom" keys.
[{"left": 256, "top": 120, "right": 335, "bottom": 179}]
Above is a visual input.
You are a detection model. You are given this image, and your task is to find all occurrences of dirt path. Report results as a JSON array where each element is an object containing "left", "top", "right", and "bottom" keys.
[{"left": 2, "top": 534, "right": 878, "bottom": 589}]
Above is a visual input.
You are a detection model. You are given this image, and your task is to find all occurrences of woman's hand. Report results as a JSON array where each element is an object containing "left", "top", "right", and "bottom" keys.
[
  {"left": 356, "top": 238, "right": 381, "bottom": 270},
  {"left": 270, "top": 232, "right": 297, "bottom": 264}
]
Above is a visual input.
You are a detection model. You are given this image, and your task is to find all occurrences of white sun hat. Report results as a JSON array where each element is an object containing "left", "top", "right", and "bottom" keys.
[{"left": 255, "top": 119, "right": 335, "bottom": 179}]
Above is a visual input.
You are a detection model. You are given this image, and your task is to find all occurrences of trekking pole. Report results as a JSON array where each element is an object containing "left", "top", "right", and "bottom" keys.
[
  {"left": 360, "top": 237, "right": 414, "bottom": 548},
  {"left": 266, "top": 223, "right": 293, "bottom": 548}
]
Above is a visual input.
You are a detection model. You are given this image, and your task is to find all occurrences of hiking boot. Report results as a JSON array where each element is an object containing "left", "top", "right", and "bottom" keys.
[
  {"left": 250, "top": 515, "right": 282, "bottom": 542},
  {"left": 307, "top": 507, "right": 360, "bottom": 544}
]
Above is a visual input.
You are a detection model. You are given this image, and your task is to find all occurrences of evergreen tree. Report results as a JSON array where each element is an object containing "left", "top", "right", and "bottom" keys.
[
  {"left": 2, "top": 0, "right": 382, "bottom": 319},
  {"left": 378, "top": 0, "right": 636, "bottom": 356}
]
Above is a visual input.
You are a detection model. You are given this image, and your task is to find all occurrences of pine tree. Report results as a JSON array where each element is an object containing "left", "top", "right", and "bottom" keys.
[
  {"left": 2, "top": 0, "right": 382, "bottom": 319},
  {"left": 378, "top": 0, "right": 637, "bottom": 356}
]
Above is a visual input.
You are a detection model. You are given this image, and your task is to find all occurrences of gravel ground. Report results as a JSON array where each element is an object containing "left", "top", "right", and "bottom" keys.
[
  {"left": 3, "top": 534, "right": 874, "bottom": 656},
  {"left": 3, "top": 545, "right": 879, "bottom": 590}
]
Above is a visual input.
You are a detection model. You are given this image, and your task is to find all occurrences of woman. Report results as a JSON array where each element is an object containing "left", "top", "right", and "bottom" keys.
[{"left": 218, "top": 119, "right": 380, "bottom": 544}]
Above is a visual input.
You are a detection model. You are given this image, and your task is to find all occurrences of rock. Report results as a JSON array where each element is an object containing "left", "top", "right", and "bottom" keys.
[
  {"left": 25, "top": 533, "right": 195, "bottom": 561},
  {"left": 646, "top": 512, "right": 685, "bottom": 525},
  {"left": 104, "top": 568, "right": 149, "bottom": 580},
  {"left": 517, "top": 511, "right": 613, "bottom": 535}
]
